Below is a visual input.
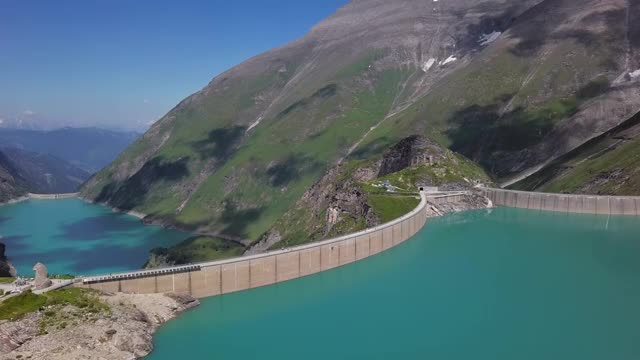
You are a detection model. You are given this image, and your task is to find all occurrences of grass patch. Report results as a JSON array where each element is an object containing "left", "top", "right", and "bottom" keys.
[
  {"left": 149, "top": 236, "right": 245, "bottom": 265},
  {"left": 0, "top": 288, "right": 109, "bottom": 321},
  {"left": 50, "top": 274, "right": 75, "bottom": 280},
  {"left": 0, "top": 277, "right": 15, "bottom": 284},
  {"left": 0, "top": 291, "right": 46, "bottom": 320},
  {"left": 367, "top": 195, "right": 420, "bottom": 223}
]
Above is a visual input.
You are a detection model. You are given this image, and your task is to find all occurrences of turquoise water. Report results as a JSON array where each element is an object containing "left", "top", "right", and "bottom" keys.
[
  {"left": 149, "top": 208, "right": 640, "bottom": 360},
  {"left": 0, "top": 198, "right": 188, "bottom": 276}
]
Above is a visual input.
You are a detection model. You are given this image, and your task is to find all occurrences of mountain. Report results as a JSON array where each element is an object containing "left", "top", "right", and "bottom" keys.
[
  {"left": 0, "top": 151, "right": 29, "bottom": 202},
  {"left": 510, "top": 109, "right": 640, "bottom": 194},
  {"left": 0, "top": 128, "right": 140, "bottom": 173},
  {"left": 82, "top": 0, "right": 640, "bottom": 245},
  {"left": 0, "top": 147, "right": 90, "bottom": 194}
]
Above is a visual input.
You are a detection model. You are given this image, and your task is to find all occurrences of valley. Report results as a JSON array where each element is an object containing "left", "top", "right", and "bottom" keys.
[{"left": 2, "top": 1, "right": 640, "bottom": 359}]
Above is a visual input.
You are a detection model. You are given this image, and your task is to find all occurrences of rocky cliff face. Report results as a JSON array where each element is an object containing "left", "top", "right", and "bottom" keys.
[
  {"left": 0, "top": 153, "right": 28, "bottom": 203},
  {"left": 249, "top": 135, "right": 490, "bottom": 251},
  {"left": 82, "top": 0, "right": 640, "bottom": 244},
  {"left": 0, "top": 243, "right": 16, "bottom": 278}
]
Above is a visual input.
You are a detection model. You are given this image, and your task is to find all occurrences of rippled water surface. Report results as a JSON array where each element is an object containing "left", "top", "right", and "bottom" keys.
[
  {"left": 0, "top": 198, "right": 188, "bottom": 276},
  {"left": 149, "top": 207, "right": 640, "bottom": 360}
]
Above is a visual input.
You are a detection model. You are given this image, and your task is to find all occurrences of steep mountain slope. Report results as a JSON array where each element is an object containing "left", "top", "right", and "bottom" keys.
[
  {"left": 0, "top": 147, "right": 91, "bottom": 194},
  {"left": 83, "top": 0, "right": 640, "bottom": 244},
  {"left": 511, "top": 109, "right": 640, "bottom": 194},
  {"left": 0, "top": 128, "right": 139, "bottom": 173},
  {"left": 0, "top": 151, "right": 29, "bottom": 202}
]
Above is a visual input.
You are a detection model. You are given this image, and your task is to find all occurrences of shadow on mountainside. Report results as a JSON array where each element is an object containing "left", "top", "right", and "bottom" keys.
[
  {"left": 191, "top": 126, "right": 246, "bottom": 161},
  {"left": 348, "top": 136, "right": 394, "bottom": 161},
  {"left": 266, "top": 154, "right": 323, "bottom": 188},
  {"left": 95, "top": 156, "right": 190, "bottom": 210},
  {"left": 445, "top": 78, "right": 612, "bottom": 177},
  {"left": 505, "top": 3, "right": 626, "bottom": 58},
  {"left": 219, "top": 201, "right": 265, "bottom": 239}
]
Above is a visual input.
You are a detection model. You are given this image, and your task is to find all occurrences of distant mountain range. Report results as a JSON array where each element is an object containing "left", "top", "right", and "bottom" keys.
[
  {"left": 0, "top": 127, "right": 139, "bottom": 200},
  {"left": 82, "top": 0, "right": 640, "bottom": 246},
  {"left": 0, "top": 146, "right": 90, "bottom": 195},
  {"left": 0, "top": 127, "right": 139, "bottom": 173}
]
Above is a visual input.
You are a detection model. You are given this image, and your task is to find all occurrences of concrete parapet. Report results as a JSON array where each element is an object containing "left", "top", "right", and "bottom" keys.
[
  {"left": 515, "top": 192, "right": 529, "bottom": 209},
  {"left": 583, "top": 197, "right": 597, "bottom": 214},
  {"left": 276, "top": 253, "right": 300, "bottom": 282},
  {"left": 299, "top": 248, "right": 321, "bottom": 277},
  {"left": 595, "top": 197, "right": 610, "bottom": 215},
  {"left": 620, "top": 198, "right": 637, "bottom": 216},
  {"left": 556, "top": 196, "right": 569, "bottom": 213},
  {"left": 355, "top": 235, "right": 370, "bottom": 260},
  {"left": 567, "top": 196, "right": 583, "bottom": 214},
  {"left": 320, "top": 244, "right": 340, "bottom": 271},
  {"left": 221, "top": 262, "right": 250, "bottom": 294},
  {"left": 528, "top": 193, "right": 542, "bottom": 211},
  {"left": 338, "top": 238, "right": 356, "bottom": 266},
  {"left": 369, "top": 231, "right": 383, "bottom": 255},
  {"left": 249, "top": 256, "right": 276, "bottom": 288}
]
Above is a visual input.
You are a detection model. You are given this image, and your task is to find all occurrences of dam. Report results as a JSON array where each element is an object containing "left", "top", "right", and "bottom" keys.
[
  {"left": 77, "top": 191, "right": 435, "bottom": 297},
  {"left": 481, "top": 188, "right": 640, "bottom": 215},
  {"left": 74, "top": 188, "right": 640, "bottom": 299}
]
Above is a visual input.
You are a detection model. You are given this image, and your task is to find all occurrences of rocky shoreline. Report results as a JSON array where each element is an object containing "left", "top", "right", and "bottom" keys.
[{"left": 0, "top": 292, "right": 199, "bottom": 360}]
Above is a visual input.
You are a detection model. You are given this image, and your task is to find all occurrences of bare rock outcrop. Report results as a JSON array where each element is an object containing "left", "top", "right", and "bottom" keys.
[
  {"left": 0, "top": 292, "right": 200, "bottom": 360},
  {"left": 378, "top": 135, "right": 448, "bottom": 177}
]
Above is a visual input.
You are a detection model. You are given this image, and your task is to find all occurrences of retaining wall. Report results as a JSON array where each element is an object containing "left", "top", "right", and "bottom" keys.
[
  {"left": 481, "top": 188, "right": 640, "bottom": 216},
  {"left": 77, "top": 192, "right": 434, "bottom": 298}
]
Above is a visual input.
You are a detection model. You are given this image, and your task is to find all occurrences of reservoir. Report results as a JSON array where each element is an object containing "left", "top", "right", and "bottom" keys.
[
  {"left": 0, "top": 198, "right": 188, "bottom": 276},
  {"left": 148, "top": 207, "right": 640, "bottom": 360}
]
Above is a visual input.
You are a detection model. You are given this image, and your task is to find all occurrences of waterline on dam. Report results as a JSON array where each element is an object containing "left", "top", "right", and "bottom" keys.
[{"left": 148, "top": 207, "right": 640, "bottom": 360}]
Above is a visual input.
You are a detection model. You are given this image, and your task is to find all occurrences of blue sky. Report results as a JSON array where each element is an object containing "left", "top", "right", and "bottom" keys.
[{"left": 0, "top": 0, "right": 348, "bottom": 131}]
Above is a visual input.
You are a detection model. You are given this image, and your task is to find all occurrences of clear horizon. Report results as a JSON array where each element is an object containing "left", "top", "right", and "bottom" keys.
[{"left": 0, "top": 0, "right": 348, "bottom": 131}]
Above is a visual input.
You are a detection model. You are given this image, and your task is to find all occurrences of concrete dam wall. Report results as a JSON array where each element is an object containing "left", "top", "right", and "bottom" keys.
[
  {"left": 481, "top": 188, "right": 640, "bottom": 216},
  {"left": 27, "top": 193, "right": 80, "bottom": 200},
  {"left": 77, "top": 192, "right": 437, "bottom": 298}
]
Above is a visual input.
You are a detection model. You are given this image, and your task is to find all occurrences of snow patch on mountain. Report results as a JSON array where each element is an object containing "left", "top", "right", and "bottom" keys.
[
  {"left": 422, "top": 58, "right": 437, "bottom": 72},
  {"left": 440, "top": 55, "right": 457, "bottom": 66},
  {"left": 479, "top": 31, "right": 501, "bottom": 46}
]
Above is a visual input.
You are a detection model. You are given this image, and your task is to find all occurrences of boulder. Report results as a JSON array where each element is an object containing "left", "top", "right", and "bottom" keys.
[{"left": 32, "top": 262, "right": 52, "bottom": 290}]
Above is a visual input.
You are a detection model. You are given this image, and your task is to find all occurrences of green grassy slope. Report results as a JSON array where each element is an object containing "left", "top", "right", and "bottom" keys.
[
  {"left": 83, "top": 50, "right": 411, "bottom": 243},
  {"left": 82, "top": 0, "right": 639, "bottom": 251},
  {"left": 511, "top": 111, "right": 640, "bottom": 195}
]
